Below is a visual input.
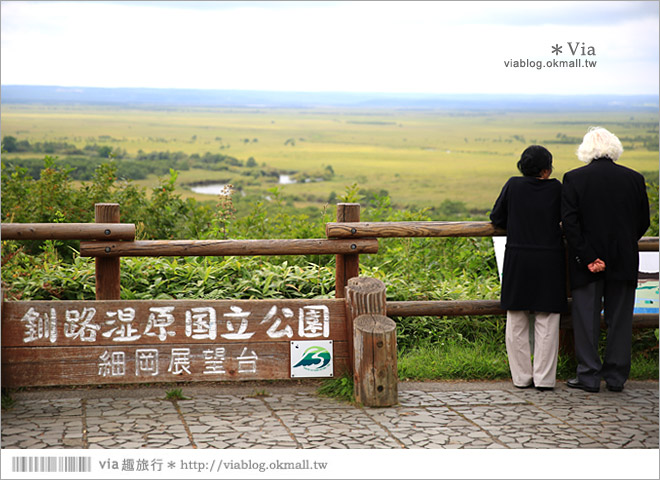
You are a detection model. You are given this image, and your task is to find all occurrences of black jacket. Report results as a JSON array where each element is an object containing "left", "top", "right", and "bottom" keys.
[
  {"left": 490, "top": 176, "right": 567, "bottom": 313},
  {"left": 561, "top": 157, "right": 650, "bottom": 289}
]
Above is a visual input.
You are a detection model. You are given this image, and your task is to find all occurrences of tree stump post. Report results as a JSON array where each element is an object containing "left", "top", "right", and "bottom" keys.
[
  {"left": 354, "top": 314, "right": 398, "bottom": 407},
  {"left": 345, "top": 276, "right": 387, "bottom": 374},
  {"left": 334, "top": 203, "right": 360, "bottom": 299},
  {"left": 345, "top": 277, "right": 397, "bottom": 406},
  {"left": 95, "top": 203, "right": 121, "bottom": 300}
]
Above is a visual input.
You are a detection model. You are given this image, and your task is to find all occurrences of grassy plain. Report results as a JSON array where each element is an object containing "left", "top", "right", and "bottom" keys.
[{"left": 2, "top": 104, "right": 658, "bottom": 211}]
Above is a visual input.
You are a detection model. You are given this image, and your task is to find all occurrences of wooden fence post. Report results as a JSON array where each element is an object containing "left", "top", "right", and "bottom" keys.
[
  {"left": 559, "top": 246, "right": 575, "bottom": 356},
  {"left": 334, "top": 203, "right": 361, "bottom": 299},
  {"left": 559, "top": 321, "right": 575, "bottom": 356},
  {"left": 345, "top": 277, "right": 397, "bottom": 406},
  {"left": 95, "top": 203, "right": 121, "bottom": 300},
  {"left": 354, "top": 314, "right": 398, "bottom": 407}
]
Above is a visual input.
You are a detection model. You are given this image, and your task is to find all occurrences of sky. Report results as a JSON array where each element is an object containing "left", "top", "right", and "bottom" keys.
[{"left": 1, "top": 0, "right": 658, "bottom": 95}]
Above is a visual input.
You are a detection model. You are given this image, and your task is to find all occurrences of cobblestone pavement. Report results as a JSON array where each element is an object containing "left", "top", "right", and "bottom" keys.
[{"left": 1, "top": 380, "right": 657, "bottom": 449}]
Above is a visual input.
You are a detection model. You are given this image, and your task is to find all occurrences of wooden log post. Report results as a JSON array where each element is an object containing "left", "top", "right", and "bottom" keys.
[
  {"left": 559, "top": 246, "right": 575, "bottom": 356},
  {"left": 95, "top": 203, "right": 121, "bottom": 300},
  {"left": 345, "top": 277, "right": 387, "bottom": 374},
  {"left": 346, "top": 277, "right": 388, "bottom": 318},
  {"left": 334, "top": 203, "right": 361, "bottom": 299},
  {"left": 354, "top": 314, "right": 398, "bottom": 407},
  {"left": 345, "top": 277, "right": 397, "bottom": 406}
]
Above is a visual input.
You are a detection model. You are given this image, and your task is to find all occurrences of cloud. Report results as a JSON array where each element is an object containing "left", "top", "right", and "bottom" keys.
[{"left": 1, "top": 1, "right": 658, "bottom": 94}]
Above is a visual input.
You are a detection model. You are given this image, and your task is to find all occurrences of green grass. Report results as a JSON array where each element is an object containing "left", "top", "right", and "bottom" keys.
[
  {"left": 165, "top": 388, "right": 189, "bottom": 401},
  {"left": 397, "top": 330, "right": 658, "bottom": 382},
  {"left": 1, "top": 388, "right": 17, "bottom": 410},
  {"left": 629, "top": 354, "right": 660, "bottom": 380},
  {"left": 317, "top": 374, "right": 354, "bottom": 403},
  {"left": 248, "top": 389, "right": 271, "bottom": 398},
  {"left": 398, "top": 343, "right": 510, "bottom": 380}
]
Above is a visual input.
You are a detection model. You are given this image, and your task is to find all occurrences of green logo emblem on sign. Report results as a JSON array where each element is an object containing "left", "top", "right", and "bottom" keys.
[
  {"left": 293, "top": 346, "right": 331, "bottom": 371},
  {"left": 290, "top": 340, "right": 333, "bottom": 378}
]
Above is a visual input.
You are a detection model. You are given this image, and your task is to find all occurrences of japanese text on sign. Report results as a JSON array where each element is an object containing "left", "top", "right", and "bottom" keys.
[{"left": 19, "top": 304, "right": 331, "bottom": 345}]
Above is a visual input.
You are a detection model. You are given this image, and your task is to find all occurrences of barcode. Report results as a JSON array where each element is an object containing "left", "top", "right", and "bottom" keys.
[{"left": 12, "top": 456, "right": 92, "bottom": 473}]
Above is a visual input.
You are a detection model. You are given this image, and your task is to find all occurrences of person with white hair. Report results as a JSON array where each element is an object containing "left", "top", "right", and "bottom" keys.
[{"left": 562, "top": 127, "right": 650, "bottom": 393}]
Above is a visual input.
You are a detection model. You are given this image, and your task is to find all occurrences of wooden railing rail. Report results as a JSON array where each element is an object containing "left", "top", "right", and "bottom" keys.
[
  {"left": 327, "top": 220, "right": 659, "bottom": 251},
  {"left": 639, "top": 236, "right": 660, "bottom": 251},
  {"left": 1, "top": 222, "right": 135, "bottom": 241},
  {"left": 327, "top": 221, "right": 506, "bottom": 238},
  {"left": 80, "top": 238, "right": 378, "bottom": 257},
  {"left": 386, "top": 300, "right": 658, "bottom": 329},
  {"left": 2, "top": 204, "right": 379, "bottom": 301}
]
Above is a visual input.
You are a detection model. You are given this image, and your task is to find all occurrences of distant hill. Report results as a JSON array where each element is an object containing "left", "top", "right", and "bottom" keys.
[{"left": 1, "top": 85, "right": 658, "bottom": 111}]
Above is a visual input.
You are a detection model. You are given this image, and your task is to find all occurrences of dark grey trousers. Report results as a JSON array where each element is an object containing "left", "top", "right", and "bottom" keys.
[{"left": 571, "top": 279, "right": 636, "bottom": 389}]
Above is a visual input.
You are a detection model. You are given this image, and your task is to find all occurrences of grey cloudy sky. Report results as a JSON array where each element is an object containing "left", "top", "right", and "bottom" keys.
[{"left": 1, "top": 1, "right": 658, "bottom": 94}]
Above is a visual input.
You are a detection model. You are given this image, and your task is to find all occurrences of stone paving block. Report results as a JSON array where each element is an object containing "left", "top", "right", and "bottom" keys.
[
  {"left": 432, "top": 390, "right": 529, "bottom": 406},
  {"left": 84, "top": 398, "right": 183, "bottom": 449},
  {"left": 87, "top": 416, "right": 185, "bottom": 449},
  {"left": 513, "top": 387, "right": 659, "bottom": 407},
  {"left": 453, "top": 404, "right": 564, "bottom": 427},
  {"left": 2, "top": 399, "right": 82, "bottom": 419},
  {"left": 1, "top": 414, "right": 83, "bottom": 449},
  {"left": 399, "top": 390, "right": 527, "bottom": 407},
  {"left": 541, "top": 405, "right": 647, "bottom": 425},
  {"left": 263, "top": 392, "right": 355, "bottom": 410},
  {"left": 278, "top": 408, "right": 402, "bottom": 448},
  {"left": 365, "top": 406, "right": 473, "bottom": 429},
  {"left": 483, "top": 423, "right": 603, "bottom": 449},
  {"left": 364, "top": 405, "right": 506, "bottom": 449},
  {"left": 177, "top": 395, "right": 294, "bottom": 449},
  {"left": 620, "top": 405, "right": 659, "bottom": 424},
  {"left": 402, "top": 425, "right": 495, "bottom": 448},
  {"left": 511, "top": 389, "right": 611, "bottom": 407},
  {"left": 86, "top": 398, "right": 178, "bottom": 417},
  {"left": 578, "top": 423, "right": 660, "bottom": 449},
  {"left": 397, "top": 391, "right": 440, "bottom": 406},
  {"left": 614, "top": 389, "right": 659, "bottom": 405},
  {"left": 178, "top": 395, "right": 265, "bottom": 411},
  {"left": 1, "top": 383, "right": 657, "bottom": 450}
]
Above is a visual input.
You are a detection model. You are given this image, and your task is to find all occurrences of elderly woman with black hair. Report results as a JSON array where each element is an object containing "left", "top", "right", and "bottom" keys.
[{"left": 490, "top": 145, "right": 567, "bottom": 391}]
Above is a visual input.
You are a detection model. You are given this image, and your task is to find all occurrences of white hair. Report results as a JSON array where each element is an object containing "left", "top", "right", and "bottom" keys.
[{"left": 576, "top": 126, "right": 624, "bottom": 164}]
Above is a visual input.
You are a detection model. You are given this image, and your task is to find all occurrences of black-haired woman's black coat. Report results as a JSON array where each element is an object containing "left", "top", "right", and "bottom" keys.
[{"left": 490, "top": 176, "right": 567, "bottom": 313}]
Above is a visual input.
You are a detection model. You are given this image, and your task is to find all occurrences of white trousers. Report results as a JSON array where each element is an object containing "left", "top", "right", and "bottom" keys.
[{"left": 506, "top": 310, "right": 560, "bottom": 388}]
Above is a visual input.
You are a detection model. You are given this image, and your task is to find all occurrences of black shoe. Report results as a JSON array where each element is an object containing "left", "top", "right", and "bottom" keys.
[
  {"left": 535, "top": 386, "right": 554, "bottom": 391},
  {"left": 606, "top": 384, "right": 624, "bottom": 392},
  {"left": 566, "top": 378, "right": 599, "bottom": 393}
]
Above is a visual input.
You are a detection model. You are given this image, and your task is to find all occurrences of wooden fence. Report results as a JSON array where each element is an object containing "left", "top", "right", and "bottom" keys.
[
  {"left": 326, "top": 211, "right": 659, "bottom": 329},
  {"left": 2, "top": 202, "right": 657, "bottom": 405},
  {"left": 1, "top": 204, "right": 395, "bottom": 406}
]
